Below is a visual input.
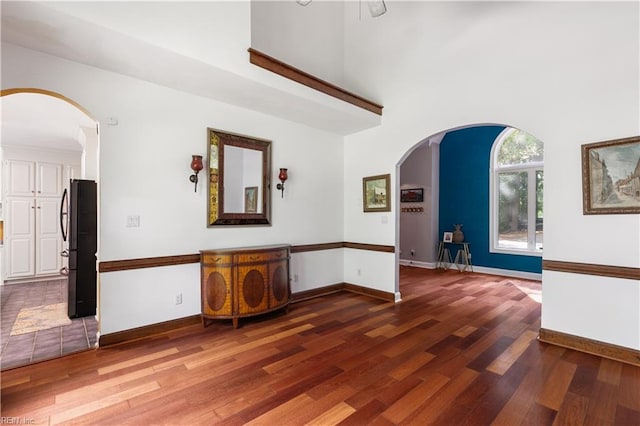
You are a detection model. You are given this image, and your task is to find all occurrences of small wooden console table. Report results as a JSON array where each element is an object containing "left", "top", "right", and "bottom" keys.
[
  {"left": 200, "top": 245, "right": 291, "bottom": 328},
  {"left": 436, "top": 241, "right": 473, "bottom": 272}
]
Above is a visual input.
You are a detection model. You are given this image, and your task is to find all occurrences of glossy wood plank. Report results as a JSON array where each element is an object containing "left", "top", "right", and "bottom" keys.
[{"left": 1, "top": 267, "right": 638, "bottom": 425}]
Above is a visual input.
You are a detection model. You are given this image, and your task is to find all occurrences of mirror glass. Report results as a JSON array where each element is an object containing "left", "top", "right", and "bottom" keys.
[
  {"left": 223, "top": 145, "right": 263, "bottom": 214},
  {"left": 208, "top": 128, "right": 271, "bottom": 226}
]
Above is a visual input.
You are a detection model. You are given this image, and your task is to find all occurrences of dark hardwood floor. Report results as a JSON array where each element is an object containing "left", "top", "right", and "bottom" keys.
[{"left": 1, "top": 267, "right": 638, "bottom": 425}]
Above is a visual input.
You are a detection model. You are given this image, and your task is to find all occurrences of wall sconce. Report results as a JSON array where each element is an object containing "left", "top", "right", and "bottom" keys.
[
  {"left": 276, "top": 168, "right": 288, "bottom": 198},
  {"left": 189, "top": 155, "right": 204, "bottom": 192}
]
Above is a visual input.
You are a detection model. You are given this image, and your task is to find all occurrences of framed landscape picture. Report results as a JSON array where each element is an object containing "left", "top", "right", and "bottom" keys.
[
  {"left": 401, "top": 188, "right": 424, "bottom": 203},
  {"left": 581, "top": 136, "right": 640, "bottom": 214},
  {"left": 363, "top": 174, "right": 391, "bottom": 212}
]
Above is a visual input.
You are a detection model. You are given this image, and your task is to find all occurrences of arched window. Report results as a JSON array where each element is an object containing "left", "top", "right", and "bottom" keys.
[{"left": 490, "top": 128, "right": 544, "bottom": 255}]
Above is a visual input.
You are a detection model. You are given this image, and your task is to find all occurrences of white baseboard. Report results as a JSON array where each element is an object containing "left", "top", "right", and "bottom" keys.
[
  {"left": 399, "top": 260, "right": 541, "bottom": 281},
  {"left": 3, "top": 274, "right": 66, "bottom": 285},
  {"left": 399, "top": 259, "right": 435, "bottom": 269},
  {"left": 472, "top": 266, "right": 541, "bottom": 281}
]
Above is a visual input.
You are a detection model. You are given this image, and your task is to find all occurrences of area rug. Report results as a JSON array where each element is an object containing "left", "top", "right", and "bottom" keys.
[{"left": 10, "top": 303, "right": 71, "bottom": 336}]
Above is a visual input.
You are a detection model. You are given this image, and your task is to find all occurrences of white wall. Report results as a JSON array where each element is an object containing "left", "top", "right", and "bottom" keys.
[
  {"left": 44, "top": 1, "right": 251, "bottom": 75},
  {"left": 251, "top": 1, "right": 345, "bottom": 86},
  {"left": 291, "top": 249, "right": 343, "bottom": 293},
  {"left": 2, "top": 43, "right": 345, "bottom": 334},
  {"left": 3, "top": 2, "right": 639, "bottom": 351},
  {"left": 339, "top": 1, "right": 640, "bottom": 349},
  {"left": 399, "top": 144, "right": 434, "bottom": 264}
]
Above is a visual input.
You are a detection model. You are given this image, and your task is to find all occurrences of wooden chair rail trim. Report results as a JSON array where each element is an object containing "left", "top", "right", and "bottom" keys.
[
  {"left": 543, "top": 260, "right": 640, "bottom": 280},
  {"left": 538, "top": 328, "right": 640, "bottom": 367},
  {"left": 99, "top": 242, "right": 395, "bottom": 273},
  {"left": 248, "top": 48, "right": 383, "bottom": 115},
  {"left": 290, "top": 242, "right": 344, "bottom": 253},
  {"left": 343, "top": 242, "right": 395, "bottom": 253},
  {"left": 100, "top": 283, "right": 394, "bottom": 346},
  {"left": 99, "top": 254, "right": 200, "bottom": 273}
]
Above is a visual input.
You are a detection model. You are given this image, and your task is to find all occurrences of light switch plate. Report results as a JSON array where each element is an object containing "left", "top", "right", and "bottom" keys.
[{"left": 126, "top": 215, "right": 140, "bottom": 228}]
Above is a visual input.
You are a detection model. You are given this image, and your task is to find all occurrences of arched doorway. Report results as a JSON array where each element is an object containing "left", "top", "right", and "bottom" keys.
[
  {"left": 0, "top": 88, "right": 100, "bottom": 370},
  {"left": 395, "top": 124, "right": 544, "bottom": 297}
]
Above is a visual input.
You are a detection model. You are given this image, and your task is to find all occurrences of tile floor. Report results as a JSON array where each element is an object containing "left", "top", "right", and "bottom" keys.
[{"left": 1, "top": 278, "right": 98, "bottom": 370}]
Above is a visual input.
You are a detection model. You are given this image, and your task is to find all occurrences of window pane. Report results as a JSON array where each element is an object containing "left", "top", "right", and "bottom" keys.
[
  {"left": 497, "top": 129, "right": 544, "bottom": 166},
  {"left": 498, "top": 172, "right": 528, "bottom": 249},
  {"left": 536, "top": 170, "right": 543, "bottom": 250}
]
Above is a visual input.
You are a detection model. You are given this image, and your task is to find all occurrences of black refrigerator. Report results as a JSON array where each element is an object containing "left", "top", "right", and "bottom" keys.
[{"left": 60, "top": 179, "right": 97, "bottom": 319}]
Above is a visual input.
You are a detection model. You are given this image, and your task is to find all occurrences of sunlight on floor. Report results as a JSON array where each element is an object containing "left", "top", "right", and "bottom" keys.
[{"left": 514, "top": 283, "right": 542, "bottom": 303}]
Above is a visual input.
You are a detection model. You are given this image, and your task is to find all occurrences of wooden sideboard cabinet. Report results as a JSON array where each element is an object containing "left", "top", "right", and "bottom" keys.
[{"left": 200, "top": 245, "right": 291, "bottom": 328}]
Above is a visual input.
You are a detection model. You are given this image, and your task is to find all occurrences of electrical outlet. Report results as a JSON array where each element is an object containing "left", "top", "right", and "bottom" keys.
[
  {"left": 175, "top": 293, "right": 182, "bottom": 305},
  {"left": 294, "top": 274, "right": 299, "bottom": 283},
  {"left": 357, "top": 269, "right": 361, "bottom": 276},
  {"left": 411, "top": 249, "right": 415, "bottom": 257}
]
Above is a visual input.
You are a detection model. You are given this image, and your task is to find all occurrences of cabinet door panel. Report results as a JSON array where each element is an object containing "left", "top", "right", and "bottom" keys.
[
  {"left": 202, "top": 267, "right": 233, "bottom": 316},
  {"left": 237, "top": 265, "right": 268, "bottom": 314},
  {"left": 36, "top": 199, "right": 62, "bottom": 275},
  {"left": 6, "top": 198, "right": 35, "bottom": 277},
  {"left": 7, "top": 160, "right": 34, "bottom": 197},
  {"left": 37, "top": 163, "right": 62, "bottom": 197},
  {"left": 269, "top": 261, "right": 289, "bottom": 308}
]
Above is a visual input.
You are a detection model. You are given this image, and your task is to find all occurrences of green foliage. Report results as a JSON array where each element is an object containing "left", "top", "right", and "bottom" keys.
[
  {"left": 498, "top": 172, "right": 528, "bottom": 233},
  {"left": 496, "top": 129, "right": 545, "bottom": 235},
  {"left": 497, "top": 129, "right": 544, "bottom": 165}
]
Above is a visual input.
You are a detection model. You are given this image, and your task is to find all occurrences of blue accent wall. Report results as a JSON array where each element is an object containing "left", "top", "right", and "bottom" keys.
[{"left": 439, "top": 126, "right": 542, "bottom": 274}]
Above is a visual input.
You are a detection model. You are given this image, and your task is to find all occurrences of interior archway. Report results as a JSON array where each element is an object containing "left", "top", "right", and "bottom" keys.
[
  {"left": 394, "top": 123, "right": 544, "bottom": 298},
  {"left": 0, "top": 88, "right": 100, "bottom": 369}
]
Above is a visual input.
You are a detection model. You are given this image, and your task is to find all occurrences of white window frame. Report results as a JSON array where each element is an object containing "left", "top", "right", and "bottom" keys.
[{"left": 489, "top": 128, "right": 543, "bottom": 257}]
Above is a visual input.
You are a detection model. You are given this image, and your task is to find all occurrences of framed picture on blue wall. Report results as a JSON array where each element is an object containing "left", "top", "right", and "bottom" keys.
[
  {"left": 581, "top": 136, "right": 640, "bottom": 215},
  {"left": 400, "top": 188, "right": 424, "bottom": 203}
]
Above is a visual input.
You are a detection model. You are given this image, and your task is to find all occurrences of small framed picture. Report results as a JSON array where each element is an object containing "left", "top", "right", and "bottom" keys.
[
  {"left": 443, "top": 232, "right": 453, "bottom": 243},
  {"left": 363, "top": 174, "right": 391, "bottom": 212},
  {"left": 400, "top": 188, "right": 424, "bottom": 203},
  {"left": 244, "top": 186, "right": 258, "bottom": 213}
]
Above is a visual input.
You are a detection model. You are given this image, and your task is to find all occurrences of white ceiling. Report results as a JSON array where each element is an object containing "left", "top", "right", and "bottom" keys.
[
  {"left": 1, "top": 92, "right": 96, "bottom": 152},
  {"left": 1, "top": 1, "right": 381, "bottom": 144}
]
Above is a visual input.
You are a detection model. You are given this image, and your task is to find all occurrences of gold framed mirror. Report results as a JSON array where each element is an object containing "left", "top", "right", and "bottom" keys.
[{"left": 207, "top": 128, "right": 272, "bottom": 226}]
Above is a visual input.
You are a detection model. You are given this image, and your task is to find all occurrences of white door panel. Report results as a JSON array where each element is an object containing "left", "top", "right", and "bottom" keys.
[
  {"left": 36, "top": 199, "right": 62, "bottom": 275},
  {"left": 37, "top": 163, "right": 62, "bottom": 197},
  {"left": 6, "top": 198, "right": 35, "bottom": 278},
  {"left": 7, "top": 160, "right": 34, "bottom": 197}
]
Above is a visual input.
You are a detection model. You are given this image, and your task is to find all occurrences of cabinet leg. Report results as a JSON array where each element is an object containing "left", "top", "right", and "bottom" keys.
[
  {"left": 202, "top": 316, "right": 210, "bottom": 328},
  {"left": 232, "top": 317, "right": 239, "bottom": 329}
]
